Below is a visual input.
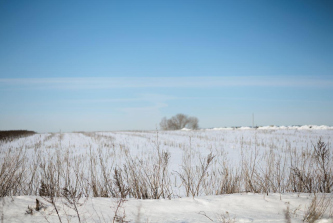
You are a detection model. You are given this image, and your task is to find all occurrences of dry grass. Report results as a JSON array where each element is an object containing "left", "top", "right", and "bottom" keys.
[{"left": 303, "top": 194, "right": 332, "bottom": 223}]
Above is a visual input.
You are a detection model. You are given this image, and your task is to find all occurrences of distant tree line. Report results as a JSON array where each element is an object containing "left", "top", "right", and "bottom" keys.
[
  {"left": 160, "top": 113, "right": 199, "bottom": 130},
  {"left": 0, "top": 130, "right": 36, "bottom": 141}
]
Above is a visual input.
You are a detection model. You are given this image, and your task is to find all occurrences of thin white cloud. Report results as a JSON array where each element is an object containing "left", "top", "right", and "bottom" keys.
[
  {"left": 1, "top": 76, "right": 332, "bottom": 90},
  {"left": 59, "top": 94, "right": 178, "bottom": 104},
  {"left": 120, "top": 102, "right": 168, "bottom": 113}
]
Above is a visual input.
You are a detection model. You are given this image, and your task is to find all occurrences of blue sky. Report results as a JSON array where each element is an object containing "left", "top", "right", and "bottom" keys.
[{"left": 1, "top": 0, "right": 333, "bottom": 132}]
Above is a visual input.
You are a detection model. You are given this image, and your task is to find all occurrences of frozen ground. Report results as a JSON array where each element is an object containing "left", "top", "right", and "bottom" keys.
[{"left": 1, "top": 125, "right": 333, "bottom": 222}]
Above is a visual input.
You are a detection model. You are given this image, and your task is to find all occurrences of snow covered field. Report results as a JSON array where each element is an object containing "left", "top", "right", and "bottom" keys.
[{"left": 1, "top": 126, "right": 333, "bottom": 222}]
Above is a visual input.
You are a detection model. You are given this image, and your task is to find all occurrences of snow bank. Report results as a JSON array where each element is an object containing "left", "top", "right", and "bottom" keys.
[
  {"left": 239, "top": 126, "right": 252, "bottom": 130},
  {"left": 181, "top": 128, "right": 191, "bottom": 131},
  {"left": 204, "top": 125, "right": 333, "bottom": 131}
]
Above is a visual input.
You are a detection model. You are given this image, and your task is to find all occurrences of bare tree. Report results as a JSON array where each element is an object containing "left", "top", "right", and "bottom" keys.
[
  {"left": 160, "top": 117, "right": 169, "bottom": 130},
  {"left": 187, "top": 117, "right": 199, "bottom": 130},
  {"left": 160, "top": 113, "right": 199, "bottom": 130},
  {"left": 173, "top": 114, "right": 189, "bottom": 129}
]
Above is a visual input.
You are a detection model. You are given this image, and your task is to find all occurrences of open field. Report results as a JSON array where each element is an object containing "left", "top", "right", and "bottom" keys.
[{"left": 1, "top": 126, "right": 333, "bottom": 222}]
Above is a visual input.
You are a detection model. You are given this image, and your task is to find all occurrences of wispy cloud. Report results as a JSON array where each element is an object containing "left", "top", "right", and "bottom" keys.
[
  {"left": 120, "top": 102, "right": 168, "bottom": 114},
  {"left": 1, "top": 76, "right": 332, "bottom": 90},
  {"left": 59, "top": 94, "right": 178, "bottom": 104}
]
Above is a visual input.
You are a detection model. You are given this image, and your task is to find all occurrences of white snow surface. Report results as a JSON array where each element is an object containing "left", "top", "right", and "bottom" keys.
[
  {"left": 208, "top": 125, "right": 333, "bottom": 130},
  {"left": 2, "top": 194, "right": 333, "bottom": 223},
  {"left": 1, "top": 127, "right": 333, "bottom": 222}
]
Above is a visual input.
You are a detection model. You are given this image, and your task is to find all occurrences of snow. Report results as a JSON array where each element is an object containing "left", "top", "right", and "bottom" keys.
[
  {"left": 1, "top": 127, "right": 333, "bottom": 222},
  {"left": 181, "top": 128, "right": 191, "bottom": 131},
  {"left": 2, "top": 194, "right": 332, "bottom": 223},
  {"left": 208, "top": 125, "right": 333, "bottom": 131}
]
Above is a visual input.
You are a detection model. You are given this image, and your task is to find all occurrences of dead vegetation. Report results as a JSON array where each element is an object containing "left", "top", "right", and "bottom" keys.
[
  {"left": 303, "top": 194, "right": 332, "bottom": 223},
  {"left": 1, "top": 133, "right": 332, "bottom": 197}
]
